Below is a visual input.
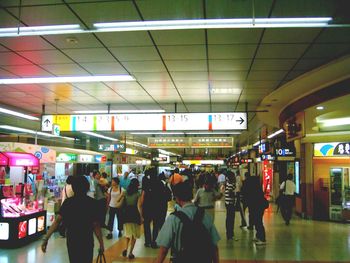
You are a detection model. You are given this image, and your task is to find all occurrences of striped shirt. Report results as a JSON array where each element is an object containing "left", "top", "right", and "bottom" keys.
[{"left": 224, "top": 180, "right": 236, "bottom": 205}]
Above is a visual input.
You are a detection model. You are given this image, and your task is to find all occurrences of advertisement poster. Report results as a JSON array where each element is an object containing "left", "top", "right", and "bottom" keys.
[
  {"left": 37, "top": 216, "right": 45, "bottom": 232},
  {"left": 0, "top": 143, "right": 56, "bottom": 163},
  {"left": 18, "top": 221, "right": 27, "bottom": 239},
  {"left": 0, "top": 222, "right": 9, "bottom": 240},
  {"left": 28, "top": 218, "right": 36, "bottom": 235}
]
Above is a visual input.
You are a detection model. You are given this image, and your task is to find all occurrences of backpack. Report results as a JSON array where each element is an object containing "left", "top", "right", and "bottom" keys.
[{"left": 172, "top": 208, "right": 214, "bottom": 263}]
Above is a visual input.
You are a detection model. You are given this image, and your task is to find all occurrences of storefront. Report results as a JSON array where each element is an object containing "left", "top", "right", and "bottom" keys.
[
  {"left": 313, "top": 142, "right": 350, "bottom": 221},
  {"left": 0, "top": 152, "right": 46, "bottom": 248}
]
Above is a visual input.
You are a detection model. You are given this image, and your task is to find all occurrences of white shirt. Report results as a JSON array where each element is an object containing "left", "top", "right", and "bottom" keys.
[
  {"left": 108, "top": 186, "right": 123, "bottom": 208},
  {"left": 235, "top": 175, "right": 242, "bottom": 193},
  {"left": 280, "top": 180, "right": 296, "bottom": 196}
]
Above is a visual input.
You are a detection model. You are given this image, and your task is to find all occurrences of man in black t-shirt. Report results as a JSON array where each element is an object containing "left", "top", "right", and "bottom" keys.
[{"left": 42, "top": 176, "right": 104, "bottom": 263}]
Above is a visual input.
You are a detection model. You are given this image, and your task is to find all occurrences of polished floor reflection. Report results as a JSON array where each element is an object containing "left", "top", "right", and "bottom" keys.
[{"left": 1, "top": 202, "right": 349, "bottom": 263}]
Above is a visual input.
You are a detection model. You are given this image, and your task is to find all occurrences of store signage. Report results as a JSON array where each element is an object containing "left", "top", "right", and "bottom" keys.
[
  {"left": 153, "top": 157, "right": 168, "bottom": 162},
  {"left": 262, "top": 159, "right": 273, "bottom": 196},
  {"left": 56, "top": 153, "right": 77, "bottom": 163},
  {"left": 78, "top": 154, "right": 94, "bottom": 163},
  {"left": 98, "top": 143, "right": 125, "bottom": 152},
  {"left": 314, "top": 142, "right": 350, "bottom": 157},
  {"left": 240, "top": 158, "right": 253, "bottom": 164},
  {"left": 52, "top": 124, "right": 60, "bottom": 136},
  {"left": 261, "top": 154, "right": 275, "bottom": 161},
  {"left": 41, "top": 112, "right": 247, "bottom": 132},
  {"left": 95, "top": 155, "right": 107, "bottom": 163},
  {"left": 148, "top": 137, "right": 233, "bottom": 148},
  {"left": 258, "top": 143, "right": 268, "bottom": 154},
  {"left": 275, "top": 148, "right": 295, "bottom": 156}
]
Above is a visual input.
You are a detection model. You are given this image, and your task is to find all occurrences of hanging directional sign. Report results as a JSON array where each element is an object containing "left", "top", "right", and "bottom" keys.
[
  {"left": 41, "top": 112, "right": 247, "bottom": 132},
  {"left": 52, "top": 124, "right": 60, "bottom": 136}
]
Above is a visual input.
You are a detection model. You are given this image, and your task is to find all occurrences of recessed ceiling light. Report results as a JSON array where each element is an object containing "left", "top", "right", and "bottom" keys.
[{"left": 316, "top": 106, "right": 324, "bottom": 110}]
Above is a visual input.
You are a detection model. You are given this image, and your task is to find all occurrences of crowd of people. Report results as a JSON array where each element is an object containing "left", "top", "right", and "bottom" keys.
[{"left": 41, "top": 167, "right": 296, "bottom": 263}]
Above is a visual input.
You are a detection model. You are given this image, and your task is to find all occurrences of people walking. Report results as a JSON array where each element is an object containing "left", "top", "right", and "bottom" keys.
[
  {"left": 280, "top": 173, "right": 296, "bottom": 225},
  {"left": 234, "top": 172, "right": 247, "bottom": 227},
  {"left": 241, "top": 172, "right": 267, "bottom": 245},
  {"left": 93, "top": 171, "right": 108, "bottom": 228},
  {"left": 221, "top": 171, "right": 236, "bottom": 240},
  {"left": 106, "top": 177, "right": 124, "bottom": 239}
]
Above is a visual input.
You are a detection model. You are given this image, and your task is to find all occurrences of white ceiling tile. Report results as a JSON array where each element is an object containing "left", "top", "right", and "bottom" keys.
[
  {"left": 210, "top": 71, "right": 247, "bottom": 81},
  {"left": 3, "top": 65, "right": 52, "bottom": 77},
  {"left": 174, "top": 81, "right": 208, "bottom": 89},
  {"left": 165, "top": 60, "right": 207, "bottom": 71},
  {"left": 71, "top": 1, "right": 139, "bottom": 24},
  {"left": 183, "top": 94, "right": 209, "bottom": 102},
  {"left": 106, "top": 82, "right": 143, "bottom": 90},
  {"left": 4, "top": 84, "right": 45, "bottom": 93},
  {"left": 178, "top": 88, "right": 209, "bottom": 95},
  {"left": 63, "top": 48, "right": 116, "bottom": 63},
  {"left": 171, "top": 72, "right": 208, "bottom": 81},
  {"left": 152, "top": 30, "right": 205, "bottom": 45},
  {"left": 242, "top": 89, "right": 271, "bottom": 95},
  {"left": 122, "top": 61, "right": 166, "bottom": 73},
  {"left": 209, "top": 59, "right": 251, "bottom": 71},
  {"left": 96, "top": 32, "right": 153, "bottom": 47},
  {"left": 211, "top": 94, "right": 240, "bottom": 102},
  {"left": 45, "top": 34, "right": 102, "bottom": 49},
  {"left": 147, "top": 89, "right": 179, "bottom": 97},
  {"left": 208, "top": 29, "right": 262, "bottom": 44},
  {"left": 317, "top": 28, "right": 350, "bottom": 43},
  {"left": 86, "top": 96, "right": 125, "bottom": 103},
  {"left": 245, "top": 80, "right": 279, "bottom": 89},
  {"left": 123, "top": 96, "right": 156, "bottom": 104},
  {"left": 69, "top": 97, "right": 101, "bottom": 103},
  {"left": 262, "top": 28, "right": 321, "bottom": 43},
  {"left": 7, "top": 5, "right": 79, "bottom": 25},
  {"left": 293, "top": 59, "right": 327, "bottom": 71},
  {"left": 304, "top": 44, "right": 350, "bottom": 59},
  {"left": 186, "top": 104, "right": 210, "bottom": 112},
  {"left": 138, "top": 81, "right": 175, "bottom": 90},
  {"left": 251, "top": 59, "right": 297, "bottom": 70},
  {"left": 0, "top": 52, "right": 32, "bottom": 66},
  {"left": 208, "top": 45, "right": 257, "bottom": 59},
  {"left": 0, "top": 36, "right": 54, "bottom": 51},
  {"left": 17, "top": 50, "right": 73, "bottom": 64},
  {"left": 256, "top": 44, "right": 308, "bottom": 59},
  {"left": 210, "top": 81, "right": 243, "bottom": 89},
  {"left": 40, "top": 63, "right": 88, "bottom": 76},
  {"left": 117, "top": 88, "right": 149, "bottom": 97},
  {"left": 133, "top": 72, "right": 171, "bottom": 81},
  {"left": 247, "top": 71, "right": 288, "bottom": 81},
  {"left": 79, "top": 62, "right": 128, "bottom": 74},
  {"left": 110, "top": 46, "right": 160, "bottom": 61},
  {"left": 0, "top": 69, "right": 17, "bottom": 78},
  {"left": 158, "top": 45, "right": 206, "bottom": 60}
]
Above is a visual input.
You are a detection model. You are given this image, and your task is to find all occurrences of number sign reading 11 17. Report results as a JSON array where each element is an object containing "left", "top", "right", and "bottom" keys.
[{"left": 41, "top": 112, "right": 247, "bottom": 132}]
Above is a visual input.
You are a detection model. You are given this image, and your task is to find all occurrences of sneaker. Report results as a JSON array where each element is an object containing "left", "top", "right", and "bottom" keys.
[
  {"left": 247, "top": 226, "right": 254, "bottom": 230},
  {"left": 106, "top": 233, "right": 112, "bottom": 240},
  {"left": 255, "top": 239, "right": 266, "bottom": 245},
  {"left": 128, "top": 253, "right": 135, "bottom": 259},
  {"left": 144, "top": 243, "right": 151, "bottom": 248},
  {"left": 151, "top": 242, "right": 159, "bottom": 249},
  {"left": 118, "top": 231, "right": 123, "bottom": 237},
  {"left": 253, "top": 237, "right": 259, "bottom": 242}
]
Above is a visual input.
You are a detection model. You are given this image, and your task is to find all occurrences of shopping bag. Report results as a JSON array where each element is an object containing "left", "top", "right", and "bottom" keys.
[{"left": 96, "top": 249, "right": 106, "bottom": 263}]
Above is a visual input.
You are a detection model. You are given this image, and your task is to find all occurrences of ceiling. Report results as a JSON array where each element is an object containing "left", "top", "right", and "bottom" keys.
[{"left": 0, "top": 0, "right": 349, "bottom": 155}]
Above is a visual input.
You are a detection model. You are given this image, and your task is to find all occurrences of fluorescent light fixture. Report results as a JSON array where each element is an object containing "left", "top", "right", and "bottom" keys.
[
  {"left": 185, "top": 131, "right": 241, "bottom": 135},
  {"left": 131, "top": 132, "right": 184, "bottom": 135},
  {"left": 210, "top": 88, "right": 241, "bottom": 94},
  {"left": 0, "top": 24, "right": 83, "bottom": 37},
  {"left": 82, "top": 132, "right": 119, "bottom": 141},
  {"left": 126, "top": 141, "right": 148, "bottom": 148},
  {"left": 267, "top": 129, "right": 284, "bottom": 139},
  {"left": 0, "top": 107, "right": 39, "bottom": 121},
  {"left": 316, "top": 106, "right": 324, "bottom": 110},
  {"left": 94, "top": 17, "right": 333, "bottom": 32},
  {"left": 253, "top": 141, "right": 261, "bottom": 146},
  {"left": 318, "top": 117, "right": 350, "bottom": 127},
  {"left": 0, "top": 75, "right": 135, "bottom": 85},
  {"left": 158, "top": 149, "right": 177, "bottom": 156},
  {"left": 74, "top": 109, "right": 165, "bottom": 114},
  {"left": 0, "top": 125, "right": 75, "bottom": 140}
]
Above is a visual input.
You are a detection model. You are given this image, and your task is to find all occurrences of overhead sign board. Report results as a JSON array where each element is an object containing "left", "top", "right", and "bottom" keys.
[
  {"left": 41, "top": 112, "right": 247, "bottom": 132},
  {"left": 275, "top": 148, "right": 295, "bottom": 156},
  {"left": 148, "top": 137, "right": 233, "bottom": 148},
  {"left": 98, "top": 143, "right": 126, "bottom": 152}
]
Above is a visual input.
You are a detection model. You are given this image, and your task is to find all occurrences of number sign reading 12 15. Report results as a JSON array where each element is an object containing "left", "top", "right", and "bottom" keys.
[{"left": 41, "top": 112, "right": 247, "bottom": 132}]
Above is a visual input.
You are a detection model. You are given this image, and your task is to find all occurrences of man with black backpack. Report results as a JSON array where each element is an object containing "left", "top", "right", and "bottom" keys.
[{"left": 155, "top": 181, "right": 220, "bottom": 263}]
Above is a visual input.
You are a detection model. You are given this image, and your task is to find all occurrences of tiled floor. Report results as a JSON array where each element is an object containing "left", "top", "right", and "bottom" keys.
[{"left": 1, "top": 202, "right": 349, "bottom": 263}]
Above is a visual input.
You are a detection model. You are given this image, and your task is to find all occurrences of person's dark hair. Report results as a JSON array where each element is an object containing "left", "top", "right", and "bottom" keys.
[
  {"left": 66, "top": 175, "right": 74, "bottom": 185},
  {"left": 174, "top": 167, "right": 179, "bottom": 173},
  {"left": 173, "top": 181, "right": 193, "bottom": 201},
  {"left": 102, "top": 172, "right": 108, "bottom": 179},
  {"left": 93, "top": 170, "right": 100, "bottom": 178},
  {"left": 159, "top": 172, "right": 166, "bottom": 181},
  {"left": 111, "top": 177, "right": 120, "bottom": 185},
  {"left": 287, "top": 173, "right": 293, "bottom": 180},
  {"left": 72, "top": 175, "right": 90, "bottom": 196},
  {"left": 226, "top": 171, "right": 235, "bottom": 182},
  {"left": 244, "top": 172, "right": 250, "bottom": 178},
  {"left": 127, "top": 178, "right": 139, "bottom": 195}
]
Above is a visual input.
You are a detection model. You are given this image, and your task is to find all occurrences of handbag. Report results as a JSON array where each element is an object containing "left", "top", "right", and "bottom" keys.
[
  {"left": 115, "top": 192, "right": 125, "bottom": 209},
  {"left": 96, "top": 249, "right": 106, "bottom": 263},
  {"left": 276, "top": 180, "right": 287, "bottom": 206}
]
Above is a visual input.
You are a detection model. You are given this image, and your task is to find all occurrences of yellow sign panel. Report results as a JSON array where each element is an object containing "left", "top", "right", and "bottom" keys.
[{"left": 54, "top": 115, "right": 71, "bottom": 131}]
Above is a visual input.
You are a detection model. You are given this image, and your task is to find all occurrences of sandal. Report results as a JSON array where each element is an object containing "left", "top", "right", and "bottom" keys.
[
  {"left": 128, "top": 253, "right": 135, "bottom": 259},
  {"left": 122, "top": 249, "right": 127, "bottom": 257}
]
